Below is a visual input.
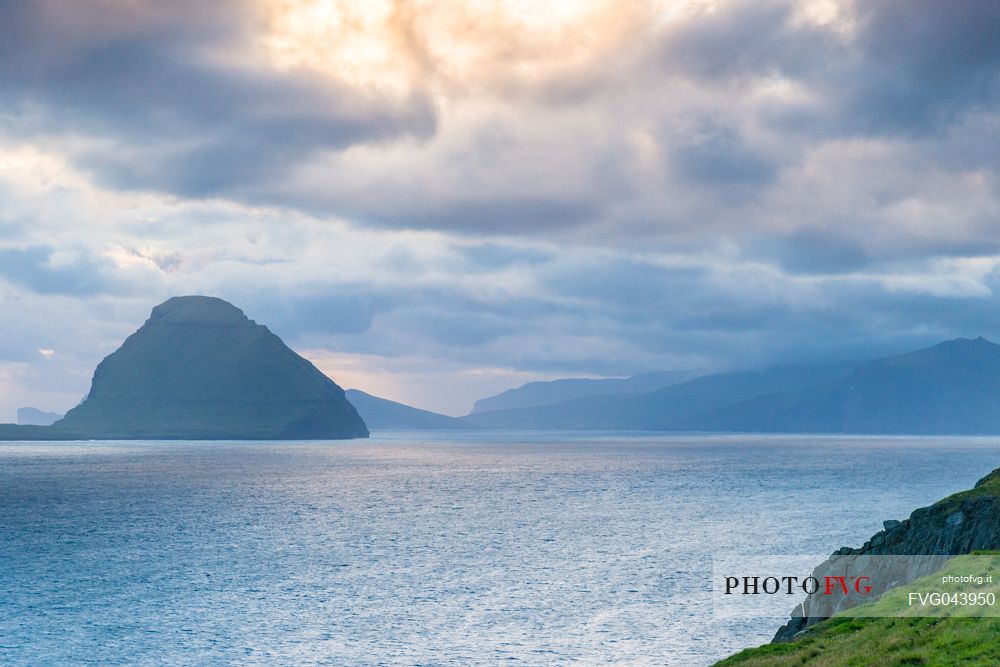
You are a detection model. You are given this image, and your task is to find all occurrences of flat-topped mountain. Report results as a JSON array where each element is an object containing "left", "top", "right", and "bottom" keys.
[{"left": 47, "top": 296, "right": 368, "bottom": 440}]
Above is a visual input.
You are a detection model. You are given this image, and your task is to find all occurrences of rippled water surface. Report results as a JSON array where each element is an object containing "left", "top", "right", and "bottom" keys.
[{"left": 2, "top": 433, "right": 1000, "bottom": 665}]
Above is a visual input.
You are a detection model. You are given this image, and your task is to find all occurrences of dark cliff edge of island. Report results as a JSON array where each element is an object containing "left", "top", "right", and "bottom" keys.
[
  {"left": 0, "top": 296, "right": 368, "bottom": 441},
  {"left": 716, "top": 467, "right": 1000, "bottom": 666}
]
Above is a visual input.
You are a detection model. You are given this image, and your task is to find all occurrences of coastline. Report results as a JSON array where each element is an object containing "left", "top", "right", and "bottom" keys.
[{"left": 717, "top": 465, "right": 1000, "bottom": 665}]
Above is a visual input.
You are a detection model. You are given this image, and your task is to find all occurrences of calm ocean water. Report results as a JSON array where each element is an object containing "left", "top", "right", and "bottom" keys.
[{"left": 2, "top": 433, "right": 999, "bottom": 666}]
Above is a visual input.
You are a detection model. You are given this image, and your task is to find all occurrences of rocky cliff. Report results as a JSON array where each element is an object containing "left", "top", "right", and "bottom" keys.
[{"left": 773, "top": 467, "right": 1000, "bottom": 642}]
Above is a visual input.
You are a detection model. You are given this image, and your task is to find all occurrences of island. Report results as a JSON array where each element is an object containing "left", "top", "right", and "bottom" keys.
[{"left": 0, "top": 296, "right": 368, "bottom": 440}]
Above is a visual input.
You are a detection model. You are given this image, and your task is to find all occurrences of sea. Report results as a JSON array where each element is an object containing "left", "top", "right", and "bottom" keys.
[{"left": 2, "top": 432, "right": 999, "bottom": 666}]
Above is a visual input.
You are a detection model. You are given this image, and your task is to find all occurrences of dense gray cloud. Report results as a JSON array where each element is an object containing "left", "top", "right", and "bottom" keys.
[
  {"left": 237, "top": 289, "right": 391, "bottom": 339},
  {"left": 3, "top": 0, "right": 999, "bottom": 238},
  {"left": 1, "top": 0, "right": 1000, "bottom": 416},
  {"left": 453, "top": 243, "right": 552, "bottom": 271},
  {"left": 670, "top": 123, "right": 776, "bottom": 186},
  {"left": 767, "top": 228, "right": 870, "bottom": 275},
  {"left": 657, "top": 0, "right": 837, "bottom": 81},
  {"left": 0, "top": 0, "right": 435, "bottom": 196},
  {"left": 846, "top": 0, "right": 1000, "bottom": 134},
  {"left": 0, "top": 246, "right": 121, "bottom": 295},
  {"left": 363, "top": 198, "right": 602, "bottom": 235},
  {"left": 655, "top": 0, "right": 1000, "bottom": 138}
]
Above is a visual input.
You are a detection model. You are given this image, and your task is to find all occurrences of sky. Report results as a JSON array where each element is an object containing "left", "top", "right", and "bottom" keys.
[{"left": 1, "top": 0, "right": 1000, "bottom": 418}]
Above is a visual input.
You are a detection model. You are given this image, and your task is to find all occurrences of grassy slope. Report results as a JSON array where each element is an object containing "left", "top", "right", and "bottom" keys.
[
  {"left": 716, "top": 472, "right": 1000, "bottom": 666},
  {"left": 715, "top": 617, "right": 1000, "bottom": 667}
]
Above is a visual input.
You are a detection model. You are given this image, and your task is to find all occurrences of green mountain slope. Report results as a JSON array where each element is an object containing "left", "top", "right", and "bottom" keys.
[
  {"left": 48, "top": 295, "right": 368, "bottom": 440},
  {"left": 718, "top": 616, "right": 1000, "bottom": 667}
]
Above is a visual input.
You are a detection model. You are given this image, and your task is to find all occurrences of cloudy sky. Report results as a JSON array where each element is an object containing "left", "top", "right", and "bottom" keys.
[{"left": 1, "top": 0, "right": 1000, "bottom": 418}]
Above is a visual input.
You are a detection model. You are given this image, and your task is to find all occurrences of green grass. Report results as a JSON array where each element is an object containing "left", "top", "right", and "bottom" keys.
[
  {"left": 831, "top": 553, "right": 1000, "bottom": 620},
  {"left": 715, "top": 617, "right": 1000, "bottom": 666},
  {"left": 940, "top": 468, "right": 1000, "bottom": 506},
  {"left": 712, "top": 468, "right": 1000, "bottom": 667}
]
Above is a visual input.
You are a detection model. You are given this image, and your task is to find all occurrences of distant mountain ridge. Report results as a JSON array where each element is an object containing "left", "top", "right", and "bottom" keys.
[
  {"left": 469, "top": 337, "right": 1000, "bottom": 434},
  {"left": 4, "top": 309, "right": 1000, "bottom": 438},
  {"left": 467, "top": 362, "right": 857, "bottom": 430},
  {"left": 469, "top": 370, "right": 701, "bottom": 414},
  {"left": 345, "top": 389, "right": 478, "bottom": 430},
  {"left": 694, "top": 337, "right": 1000, "bottom": 434},
  {"left": 16, "top": 407, "right": 62, "bottom": 426}
]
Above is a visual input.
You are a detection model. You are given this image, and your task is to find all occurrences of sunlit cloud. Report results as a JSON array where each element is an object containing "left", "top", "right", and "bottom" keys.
[{"left": 259, "top": 0, "right": 707, "bottom": 99}]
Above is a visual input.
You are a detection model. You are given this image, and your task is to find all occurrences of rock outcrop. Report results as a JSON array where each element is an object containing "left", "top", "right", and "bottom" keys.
[{"left": 773, "top": 468, "right": 1000, "bottom": 641}]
